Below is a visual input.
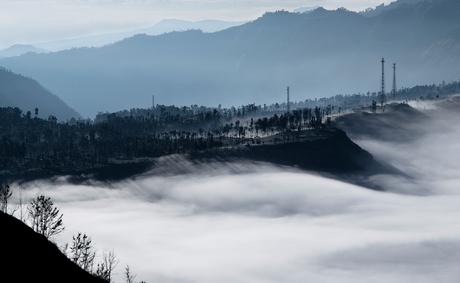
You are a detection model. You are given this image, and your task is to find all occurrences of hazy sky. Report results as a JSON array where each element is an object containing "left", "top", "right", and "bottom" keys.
[{"left": 0, "top": 0, "right": 393, "bottom": 49}]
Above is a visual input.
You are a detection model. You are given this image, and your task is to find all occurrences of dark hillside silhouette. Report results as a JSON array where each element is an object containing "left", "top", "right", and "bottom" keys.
[
  {"left": 0, "top": 211, "right": 107, "bottom": 283},
  {"left": 0, "top": 68, "right": 81, "bottom": 121},
  {"left": 1, "top": 0, "right": 459, "bottom": 118}
]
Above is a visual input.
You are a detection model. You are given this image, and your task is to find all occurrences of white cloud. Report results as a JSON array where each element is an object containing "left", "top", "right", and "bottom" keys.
[
  {"left": 11, "top": 166, "right": 460, "bottom": 282},
  {"left": 10, "top": 99, "right": 460, "bottom": 283}
]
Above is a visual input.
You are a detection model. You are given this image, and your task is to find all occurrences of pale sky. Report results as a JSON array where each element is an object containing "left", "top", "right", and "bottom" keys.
[{"left": 0, "top": 0, "right": 393, "bottom": 49}]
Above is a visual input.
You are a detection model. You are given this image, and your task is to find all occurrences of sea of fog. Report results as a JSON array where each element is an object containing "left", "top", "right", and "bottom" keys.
[{"left": 9, "top": 100, "right": 460, "bottom": 283}]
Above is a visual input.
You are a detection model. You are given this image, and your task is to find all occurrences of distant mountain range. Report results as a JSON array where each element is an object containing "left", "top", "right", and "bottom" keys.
[
  {"left": 0, "top": 68, "right": 81, "bottom": 121},
  {"left": 33, "top": 19, "right": 247, "bottom": 52},
  {"left": 359, "top": 0, "right": 428, "bottom": 17},
  {"left": 1, "top": 0, "right": 459, "bottom": 118},
  {"left": 293, "top": 6, "right": 320, "bottom": 13},
  {"left": 0, "top": 44, "right": 48, "bottom": 58}
]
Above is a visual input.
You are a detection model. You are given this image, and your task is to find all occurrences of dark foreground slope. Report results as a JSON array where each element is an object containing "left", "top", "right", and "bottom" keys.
[{"left": 0, "top": 211, "right": 106, "bottom": 283}]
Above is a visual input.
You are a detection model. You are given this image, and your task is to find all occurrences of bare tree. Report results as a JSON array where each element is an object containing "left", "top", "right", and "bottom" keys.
[
  {"left": 28, "top": 194, "right": 65, "bottom": 239},
  {"left": 0, "top": 184, "right": 12, "bottom": 213},
  {"left": 14, "top": 186, "right": 28, "bottom": 222},
  {"left": 104, "top": 248, "right": 119, "bottom": 282},
  {"left": 70, "top": 232, "right": 96, "bottom": 273},
  {"left": 95, "top": 263, "right": 110, "bottom": 282},
  {"left": 96, "top": 248, "right": 119, "bottom": 282},
  {"left": 123, "top": 265, "right": 136, "bottom": 283},
  {"left": 60, "top": 243, "right": 69, "bottom": 257}
]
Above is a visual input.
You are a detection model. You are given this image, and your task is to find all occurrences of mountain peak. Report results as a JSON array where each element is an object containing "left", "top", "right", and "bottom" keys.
[
  {"left": 293, "top": 6, "right": 321, "bottom": 13},
  {"left": 0, "top": 44, "right": 48, "bottom": 58}
]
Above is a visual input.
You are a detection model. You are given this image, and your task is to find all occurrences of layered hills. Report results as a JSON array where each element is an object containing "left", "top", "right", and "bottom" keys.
[
  {"left": 0, "top": 68, "right": 81, "bottom": 121},
  {"left": 34, "top": 19, "right": 246, "bottom": 52},
  {"left": 0, "top": 44, "right": 48, "bottom": 58},
  {"left": 1, "top": 0, "right": 459, "bottom": 118}
]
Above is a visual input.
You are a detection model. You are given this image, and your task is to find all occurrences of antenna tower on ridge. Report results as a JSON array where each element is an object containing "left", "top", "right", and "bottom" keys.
[
  {"left": 392, "top": 63, "right": 397, "bottom": 100},
  {"left": 287, "top": 86, "right": 290, "bottom": 114},
  {"left": 381, "top": 58, "right": 385, "bottom": 110},
  {"left": 152, "top": 95, "right": 155, "bottom": 109}
]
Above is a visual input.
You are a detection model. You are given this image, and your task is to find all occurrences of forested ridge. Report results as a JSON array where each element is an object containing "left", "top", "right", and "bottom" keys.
[
  {"left": 0, "top": 103, "right": 325, "bottom": 178},
  {"left": 1, "top": 79, "right": 457, "bottom": 179}
]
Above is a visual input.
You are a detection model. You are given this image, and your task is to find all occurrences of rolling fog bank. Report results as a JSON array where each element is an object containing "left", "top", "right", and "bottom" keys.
[{"left": 7, "top": 97, "right": 460, "bottom": 283}]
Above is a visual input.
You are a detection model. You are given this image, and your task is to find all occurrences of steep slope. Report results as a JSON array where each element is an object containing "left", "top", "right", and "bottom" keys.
[
  {"left": 1, "top": 0, "right": 459, "bottom": 118},
  {"left": 0, "top": 68, "right": 81, "bottom": 121},
  {"left": 0, "top": 211, "right": 106, "bottom": 283}
]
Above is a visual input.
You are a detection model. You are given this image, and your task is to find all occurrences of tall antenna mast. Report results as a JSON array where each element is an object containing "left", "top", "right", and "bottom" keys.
[
  {"left": 287, "top": 86, "right": 290, "bottom": 114},
  {"left": 152, "top": 95, "right": 155, "bottom": 109},
  {"left": 381, "top": 58, "right": 385, "bottom": 110},
  {"left": 392, "top": 63, "right": 397, "bottom": 100}
]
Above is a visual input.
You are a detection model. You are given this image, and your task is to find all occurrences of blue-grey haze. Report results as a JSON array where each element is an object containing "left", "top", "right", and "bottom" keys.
[{"left": 1, "top": 0, "right": 459, "bottom": 118}]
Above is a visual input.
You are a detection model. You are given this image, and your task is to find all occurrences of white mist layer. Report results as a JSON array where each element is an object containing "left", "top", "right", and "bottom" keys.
[
  {"left": 12, "top": 168, "right": 460, "bottom": 283},
  {"left": 10, "top": 102, "right": 460, "bottom": 283}
]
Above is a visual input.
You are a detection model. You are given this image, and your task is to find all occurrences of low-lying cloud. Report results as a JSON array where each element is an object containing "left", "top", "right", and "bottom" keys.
[{"left": 8, "top": 99, "right": 460, "bottom": 283}]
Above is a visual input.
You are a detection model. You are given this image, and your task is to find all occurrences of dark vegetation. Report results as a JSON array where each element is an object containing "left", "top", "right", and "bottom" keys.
[
  {"left": 190, "top": 128, "right": 385, "bottom": 175},
  {"left": 0, "top": 102, "right": 328, "bottom": 181},
  {"left": 1, "top": 77, "right": 455, "bottom": 183}
]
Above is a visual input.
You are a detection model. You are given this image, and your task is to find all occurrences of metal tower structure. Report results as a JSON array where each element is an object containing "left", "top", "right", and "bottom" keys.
[
  {"left": 392, "top": 63, "right": 397, "bottom": 100},
  {"left": 152, "top": 95, "right": 155, "bottom": 109},
  {"left": 381, "top": 58, "right": 385, "bottom": 109},
  {"left": 287, "top": 86, "right": 290, "bottom": 114}
]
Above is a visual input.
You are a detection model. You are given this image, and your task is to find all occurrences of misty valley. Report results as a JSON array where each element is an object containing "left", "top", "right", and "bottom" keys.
[
  {"left": 1, "top": 0, "right": 460, "bottom": 282},
  {"left": 2, "top": 85, "right": 460, "bottom": 283}
]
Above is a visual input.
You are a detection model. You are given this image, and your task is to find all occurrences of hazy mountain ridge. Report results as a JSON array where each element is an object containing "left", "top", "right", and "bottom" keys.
[
  {"left": 359, "top": 0, "right": 427, "bottom": 17},
  {"left": 293, "top": 6, "right": 320, "bottom": 13},
  {"left": 0, "top": 44, "right": 48, "bottom": 58},
  {"left": 1, "top": 0, "right": 459, "bottom": 118},
  {"left": 33, "top": 19, "right": 247, "bottom": 52},
  {"left": 0, "top": 68, "right": 81, "bottom": 121}
]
